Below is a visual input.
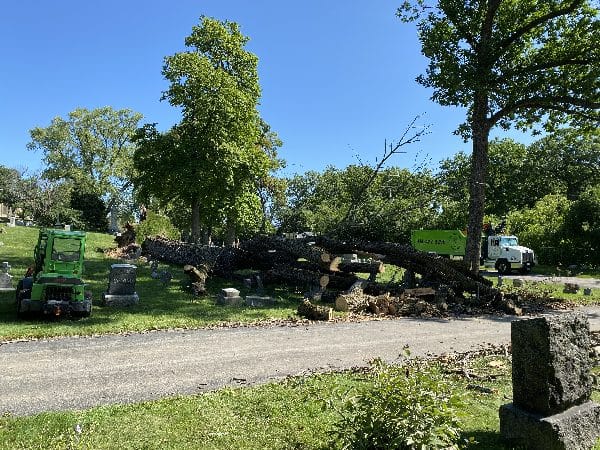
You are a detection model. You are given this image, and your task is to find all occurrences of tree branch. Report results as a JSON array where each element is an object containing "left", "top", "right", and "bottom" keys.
[
  {"left": 489, "top": 95, "right": 600, "bottom": 124},
  {"left": 496, "top": 55, "right": 597, "bottom": 83},
  {"left": 338, "top": 115, "right": 430, "bottom": 228},
  {"left": 496, "top": 0, "right": 585, "bottom": 55}
]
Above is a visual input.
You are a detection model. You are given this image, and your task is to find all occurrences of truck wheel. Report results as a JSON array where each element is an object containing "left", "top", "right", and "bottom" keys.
[{"left": 497, "top": 260, "right": 511, "bottom": 275}]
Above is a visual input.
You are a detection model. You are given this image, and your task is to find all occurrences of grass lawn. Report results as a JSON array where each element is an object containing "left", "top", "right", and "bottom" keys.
[
  {"left": 1, "top": 225, "right": 599, "bottom": 449},
  {"left": 0, "top": 353, "right": 598, "bottom": 449},
  {"left": 0, "top": 225, "right": 303, "bottom": 342}
]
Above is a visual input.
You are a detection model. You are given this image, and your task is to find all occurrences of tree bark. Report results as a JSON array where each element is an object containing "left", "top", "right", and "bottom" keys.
[
  {"left": 191, "top": 197, "right": 201, "bottom": 243},
  {"left": 466, "top": 111, "right": 489, "bottom": 275}
]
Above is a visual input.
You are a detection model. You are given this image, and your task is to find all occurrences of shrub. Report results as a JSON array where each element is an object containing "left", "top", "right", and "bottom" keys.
[
  {"left": 135, "top": 211, "right": 180, "bottom": 244},
  {"left": 331, "top": 358, "right": 463, "bottom": 449}
]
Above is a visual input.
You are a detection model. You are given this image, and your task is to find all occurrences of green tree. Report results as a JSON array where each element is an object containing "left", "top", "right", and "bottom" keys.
[
  {"left": 276, "top": 165, "right": 439, "bottom": 242},
  {"left": 507, "top": 194, "right": 572, "bottom": 265},
  {"left": 138, "top": 16, "right": 278, "bottom": 242},
  {"left": 523, "top": 128, "right": 600, "bottom": 201},
  {"left": 563, "top": 185, "right": 600, "bottom": 264},
  {"left": 399, "top": 0, "right": 600, "bottom": 273},
  {"left": 27, "top": 106, "right": 143, "bottom": 221},
  {"left": 437, "top": 138, "right": 528, "bottom": 218},
  {"left": 0, "top": 165, "right": 23, "bottom": 211}
]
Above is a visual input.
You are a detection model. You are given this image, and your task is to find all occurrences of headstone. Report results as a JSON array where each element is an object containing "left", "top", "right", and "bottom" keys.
[
  {"left": 0, "top": 261, "right": 13, "bottom": 291},
  {"left": 583, "top": 288, "right": 592, "bottom": 296},
  {"left": 245, "top": 295, "right": 276, "bottom": 307},
  {"left": 109, "top": 205, "right": 119, "bottom": 233},
  {"left": 64, "top": 224, "right": 71, "bottom": 231},
  {"left": 512, "top": 278, "right": 524, "bottom": 287},
  {"left": 499, "top": 313, "right": 600, "bottom": 449},
  {"left": 254, "top": 275, "right": 264, "bottom": 296},
  {"left": 8, "top": 217, "right": 15, "bottom": 227},
  {"left": 101, "top": 264, "right": 139, "bottom": 307},
  {"left": 217, "top": 287, "right": 243, "bottom": 306}
]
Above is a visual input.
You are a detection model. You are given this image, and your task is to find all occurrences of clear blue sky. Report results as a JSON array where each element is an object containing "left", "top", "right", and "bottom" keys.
[{"left": 0, "top": 0, "right": 532, "bottom": 176}]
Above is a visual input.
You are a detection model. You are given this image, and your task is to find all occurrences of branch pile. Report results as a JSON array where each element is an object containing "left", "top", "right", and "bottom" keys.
[{"left": 141, "top": 234, "right": 512, "bottom": 316}]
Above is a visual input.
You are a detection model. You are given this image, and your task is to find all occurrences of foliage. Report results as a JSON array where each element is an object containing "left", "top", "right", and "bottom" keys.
[
  {"left": 0, "top": 165, "right": 22, "bottom": 209},
  {"left": 399, "top": 0, "right": 600, "bottom": 272},
  {"left": 524, "top": 128, "right": 600, "bottom": 201},
  {"left": 135, "top": 211, "right": 180, "bottom": 244},
  {"left": 276, "top": 165, "right": 439, "bottom": 243},
  {"left": 70, "top": 190, "right": 108, "bottom": 231},
  {"left": 27, "top": 106, "right": 143, "bottom": 209},
  {"left": 564, "top": 185, "right": 600, "bottom": 265},
  {"left": 438, "top": 130, "right": 600, "bottom": 221},
  {"left": 137, "top": 16, "right": 281, "bottom": 243},
  {"left": 507, "top": 194, "right": 572, "bottom": 265},
  {"left": 330, "top": 358, "right": 463, "bottom": 449}
]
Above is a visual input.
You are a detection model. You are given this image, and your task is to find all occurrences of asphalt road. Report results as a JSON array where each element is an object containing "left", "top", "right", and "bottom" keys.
[{"left": 2, "top": 306, "right": 599, "bottom": 417}]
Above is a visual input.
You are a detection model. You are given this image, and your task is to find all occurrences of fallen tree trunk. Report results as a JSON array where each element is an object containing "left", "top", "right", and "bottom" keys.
[
  {"left": 314, "top": 236, "right": 497, "bottom": 300},
  {"left": 297, "top": 299, "right": 333, "bottom": 321}
]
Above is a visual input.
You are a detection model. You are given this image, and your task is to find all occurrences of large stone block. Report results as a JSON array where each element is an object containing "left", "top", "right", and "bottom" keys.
[
  {"left": 499, "top": 401, "right": 600, "bottom": 450},
  {"left": 511, "top": 313, "right": 592, "bottom": 415}
]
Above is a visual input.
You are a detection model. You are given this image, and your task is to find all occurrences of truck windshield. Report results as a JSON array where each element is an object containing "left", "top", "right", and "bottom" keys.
[
  {"left": 500, "top": 236, "right": 518, "bottom": 247},
  {"left": 52, "top": 238, "right": 82, "bottom": 262}
]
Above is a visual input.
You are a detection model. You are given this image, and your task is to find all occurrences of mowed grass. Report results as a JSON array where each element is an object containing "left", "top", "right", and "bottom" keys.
[
  {"left": 0, "top": 225, "right": 303, "bottom": 341},
  {"left": 0, "top": 354, "right": 598, "bottom": 450}
]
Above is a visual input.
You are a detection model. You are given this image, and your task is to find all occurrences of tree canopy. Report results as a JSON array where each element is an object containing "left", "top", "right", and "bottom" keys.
[
  {"left": 399, "top": 0, "right": 600, "bottom": 272},
  {"left": 27, "top": 106, "right": 143, "bottom": 209},
  {"left": 135, "top": 16, "right": 280, "bottom": 242}
]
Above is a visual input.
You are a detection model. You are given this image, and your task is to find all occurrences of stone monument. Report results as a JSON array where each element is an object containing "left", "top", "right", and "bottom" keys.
[
  {"left": 217, "top": 287, "right": 243, "bottom": 306},
  {"left": 0, "top": 262, "right": 13, "bottom": 292},
  {"left": 499, "top": 313, "right": 600, "bottom": 449},
  {"left": 101, "top": 264, "right": 139, "bottom": 307}
]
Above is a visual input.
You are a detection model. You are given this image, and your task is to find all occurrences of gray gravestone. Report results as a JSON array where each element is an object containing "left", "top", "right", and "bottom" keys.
[
  {"left": 499, "top": 313, "right": 600, "bottom": 449},
  {"left": 101, "top": 264, "right": 139, "bottom": 306},
  {"left": 217, "top": 287, "right": 243, "bottom": 306},
  {"left": 0, "top": 262, "right": 13, "bottom": 291}
]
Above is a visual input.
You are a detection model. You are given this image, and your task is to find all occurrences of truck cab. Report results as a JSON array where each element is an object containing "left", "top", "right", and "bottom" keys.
[{"left": 484, "top": 235, "right": 536, "bottom": 274}]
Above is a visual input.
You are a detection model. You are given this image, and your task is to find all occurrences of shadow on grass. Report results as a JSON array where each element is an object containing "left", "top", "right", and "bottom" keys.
[{"left": 463, "top": 430, "right": 510, "bottom": 449}]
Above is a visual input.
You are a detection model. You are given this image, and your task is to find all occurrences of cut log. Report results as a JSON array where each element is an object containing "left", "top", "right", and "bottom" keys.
[
  {"left": 404, "top": 287, "right": 436, "bottom": 297},
  {"left": 297, "top": 299, "right": 333, "bottom": 321},
  {"left": 337, "top": 261, "right": 384, "bottom": 274},
  {"left": 334, "top": 292, "right": 370, "bottom": 312}
]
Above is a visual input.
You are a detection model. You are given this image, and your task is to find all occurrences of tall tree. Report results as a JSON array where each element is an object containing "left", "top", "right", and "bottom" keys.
[
  {"left": 399, "top": 0, "right": 600, "bottom": 273},
  {"left": 27, "top": 106, "right": 143, "bottom": 212},
  {"left": 139, "top": 16, "right": 277, "bottom": 242}
]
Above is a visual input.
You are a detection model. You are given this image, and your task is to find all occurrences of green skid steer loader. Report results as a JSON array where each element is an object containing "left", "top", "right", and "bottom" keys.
[{"left": 16, "top": 228, "right": 91, "bottom": 318}]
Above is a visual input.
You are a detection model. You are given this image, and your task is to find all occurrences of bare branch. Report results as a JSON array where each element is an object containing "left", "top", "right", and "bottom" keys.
[{"left": 338, "top": 115, "right": 431, "bottom": 228}]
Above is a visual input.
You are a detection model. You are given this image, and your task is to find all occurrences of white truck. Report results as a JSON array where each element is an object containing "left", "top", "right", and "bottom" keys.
[{"left": 411, "top": 229, "right": 536, "bottom": 274}]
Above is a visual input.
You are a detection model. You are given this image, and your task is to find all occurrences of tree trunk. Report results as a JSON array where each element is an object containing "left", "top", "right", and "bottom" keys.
[
  {"left": 466, "top": 94, "right": 491, "bottom": 274},
  {"left": 191, "top": 197, "right": 201, "bottom": 243}
]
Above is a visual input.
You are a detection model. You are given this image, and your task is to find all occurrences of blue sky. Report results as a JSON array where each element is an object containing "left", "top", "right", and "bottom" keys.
[{"left": 1, "top": 0, "right": 532, "bottom": 176}]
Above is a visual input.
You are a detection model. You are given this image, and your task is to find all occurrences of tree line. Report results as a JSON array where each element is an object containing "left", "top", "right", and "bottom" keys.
[{"left": 2, "top": 3, "right": 599, "bottom": 270}]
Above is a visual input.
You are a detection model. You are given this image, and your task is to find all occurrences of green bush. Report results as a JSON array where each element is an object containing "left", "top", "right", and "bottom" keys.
[
  {"left": 135, "top": 211, "right": 180, "bottom": 244},
  {"left": 331, "top": 358, "right": 463, "bottom": 450}
]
